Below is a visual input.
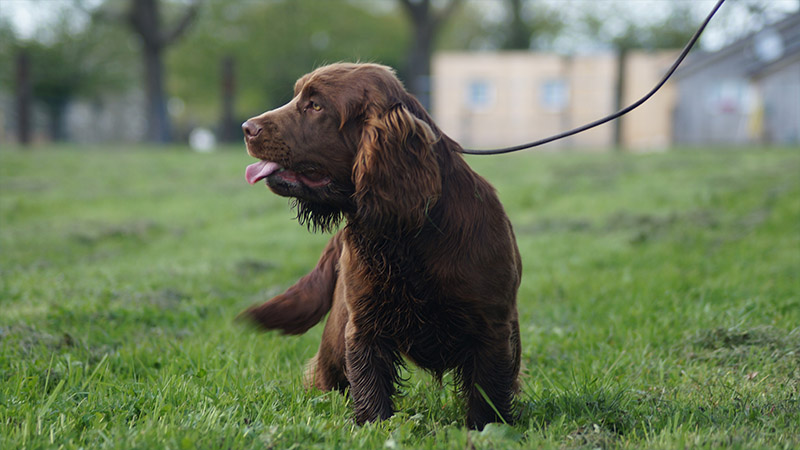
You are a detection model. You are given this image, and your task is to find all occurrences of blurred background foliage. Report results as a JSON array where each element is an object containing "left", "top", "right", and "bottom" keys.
[
  {"left": 168, "top": 0, "right": 411, "bottom": 126},
  {"left": 0, "top": 0, "right": 796, "bottom": 144}
]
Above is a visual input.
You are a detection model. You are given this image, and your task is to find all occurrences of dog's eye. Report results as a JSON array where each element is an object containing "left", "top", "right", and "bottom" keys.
[{"left": 309, "top": 101, "right": 322, "bottom": 112}]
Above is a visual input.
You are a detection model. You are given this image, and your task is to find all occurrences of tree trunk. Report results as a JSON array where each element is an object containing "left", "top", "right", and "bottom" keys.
[
  {"left": 127, "top": 0, "right": 198, "bottom": 143},
  {"left": 219, "top": 56, "right": 236, "bottom": 143},
  {"left": 504, "top": 0, "right": 530, "bottom": 50},
  {"left": 399, "top": 0, "right": 462, "bottom": 110},
  {"left": 613, "top": 47, "right": 628, "bottom": 151},
  {"left": 15, "top": 50, "right": 31, "bottom": 146},
  {"left": 406, "top": 14, "right": 434, "bottom": 109},
  {"left": 142, "top": 44, "right": 171, "bottom": 143}
]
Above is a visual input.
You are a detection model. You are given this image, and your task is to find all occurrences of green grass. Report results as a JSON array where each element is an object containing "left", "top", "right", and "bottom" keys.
[{"left": 1, "top": 144, "right": 798, "bottom": 449}]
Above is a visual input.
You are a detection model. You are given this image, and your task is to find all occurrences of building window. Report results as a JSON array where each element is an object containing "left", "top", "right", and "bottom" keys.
[
  {"left": 466, "top": 80, "right": 494, "bottom": 111},
  {"left": 707, "top": 79, "right": 752, "bottom": 114},
  {"left": 540, "top": 79, "right": 569, "bottom": 112}
]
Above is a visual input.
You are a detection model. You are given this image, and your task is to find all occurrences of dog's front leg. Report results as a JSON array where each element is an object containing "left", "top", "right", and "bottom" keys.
[{"left": 344, "top": 320, "right": 398, "bottom": 424}]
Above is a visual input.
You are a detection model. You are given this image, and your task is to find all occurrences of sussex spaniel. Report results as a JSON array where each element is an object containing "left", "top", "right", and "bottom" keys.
[{"left": 241, "top": 63, "right": 521, "bottom": 429}]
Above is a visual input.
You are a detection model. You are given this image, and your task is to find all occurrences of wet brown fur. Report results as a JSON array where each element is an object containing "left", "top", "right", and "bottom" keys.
[{"left": 241, "top": 63, "right": 522, "bottom": 429}]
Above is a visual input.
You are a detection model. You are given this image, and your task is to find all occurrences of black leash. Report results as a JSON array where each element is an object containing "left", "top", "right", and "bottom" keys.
[{"left": 460, "top": 0, "right": 726, "bottom": 155}]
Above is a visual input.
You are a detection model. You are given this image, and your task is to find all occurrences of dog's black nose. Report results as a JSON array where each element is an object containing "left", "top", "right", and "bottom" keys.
[{"left": 242, "top": 120, "right": 262, "bottom": 138}]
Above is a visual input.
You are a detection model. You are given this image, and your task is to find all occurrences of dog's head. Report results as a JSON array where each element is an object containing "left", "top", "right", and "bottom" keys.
[{"left": 243, "top": 63, "right": 442, "bottom": 232}]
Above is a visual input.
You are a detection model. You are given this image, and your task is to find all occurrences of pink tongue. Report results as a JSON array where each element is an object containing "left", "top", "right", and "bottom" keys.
[{"left": 245, "top": 161, "right": 281, "bottom": 185}]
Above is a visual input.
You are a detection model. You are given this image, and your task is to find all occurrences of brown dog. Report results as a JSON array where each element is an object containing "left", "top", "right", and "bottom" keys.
[{"left": 241, "top": 63, "right": 521, "bottom": 429}]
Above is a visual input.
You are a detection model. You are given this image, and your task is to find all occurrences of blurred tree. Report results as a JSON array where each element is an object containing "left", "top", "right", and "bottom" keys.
[
  {"left": 0, "top": 20, "right": 30, "bottom": 144},
  {"left": 504, "top": 0, "right": 529, "bottom": 49},
  {"left": 581, "top": 4, "right": 698, "bottom": 149},
  {"left": 124, "top": 0, "right": 199, "bottom": 143},
  {"left": 168, "top": 0, "right": 408, "bottom": 133},
  {"left": 566, "top": 0, "right": 798, "bottom": 149},
  {"left": 0, "top": 12, "right": 133, "bottom": 142},
  {"left": 219, "top": 55, "right": 236, "bottom": 143},
  {"left": 436, "top": 2, "right": 494, "bottom": 51},
  {"left": 15, "top": 49, "right": 32, "bottom": 146},
  {"left": 582, "top": 5, "right": 700, "bottom": 51},
  {"left": 499, "top": 0, "right": 563, "bottom": 50},
  {"left": 398, "top": 0, "right": 463, "bottom": 108}
]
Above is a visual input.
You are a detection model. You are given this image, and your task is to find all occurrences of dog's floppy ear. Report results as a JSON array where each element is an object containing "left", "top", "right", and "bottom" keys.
[{"left": 353, "top": 102, "right": 441, "bottom": 231}]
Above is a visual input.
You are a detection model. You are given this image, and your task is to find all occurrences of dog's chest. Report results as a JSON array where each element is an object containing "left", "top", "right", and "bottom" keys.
[
  {"left": 345, "top": 232, "right": 475, "bottom": 371},
  {"left": 365, "top": 288, "right": 471, "bottom": 371}
]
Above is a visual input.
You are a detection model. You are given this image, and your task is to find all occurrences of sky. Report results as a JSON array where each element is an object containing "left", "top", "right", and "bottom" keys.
[
  {"left": 1, "top": 0, "right": 799, "bottom": 51},
  {"left": 0, "top": 0, "right": 99, "bottom": 40}
]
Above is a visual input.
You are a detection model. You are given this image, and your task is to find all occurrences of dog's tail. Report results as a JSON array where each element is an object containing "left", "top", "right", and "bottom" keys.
[{"left": 238, "top": 232, "right": 343, "bottom": 335}]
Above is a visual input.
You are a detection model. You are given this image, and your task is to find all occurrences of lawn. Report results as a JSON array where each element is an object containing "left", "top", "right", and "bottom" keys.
[{"left": 1, "top": 144, "right": 798, "bottom": 449}]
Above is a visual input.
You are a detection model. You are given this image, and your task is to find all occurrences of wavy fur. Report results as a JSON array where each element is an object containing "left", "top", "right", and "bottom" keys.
[{"left": 240, "top": 63, "right": 522, "bottom": 429}]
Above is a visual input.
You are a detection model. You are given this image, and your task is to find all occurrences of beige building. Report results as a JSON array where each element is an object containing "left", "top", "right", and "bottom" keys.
[{"left": 431, "top": 50, "right": 678, "bottom": 151}]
